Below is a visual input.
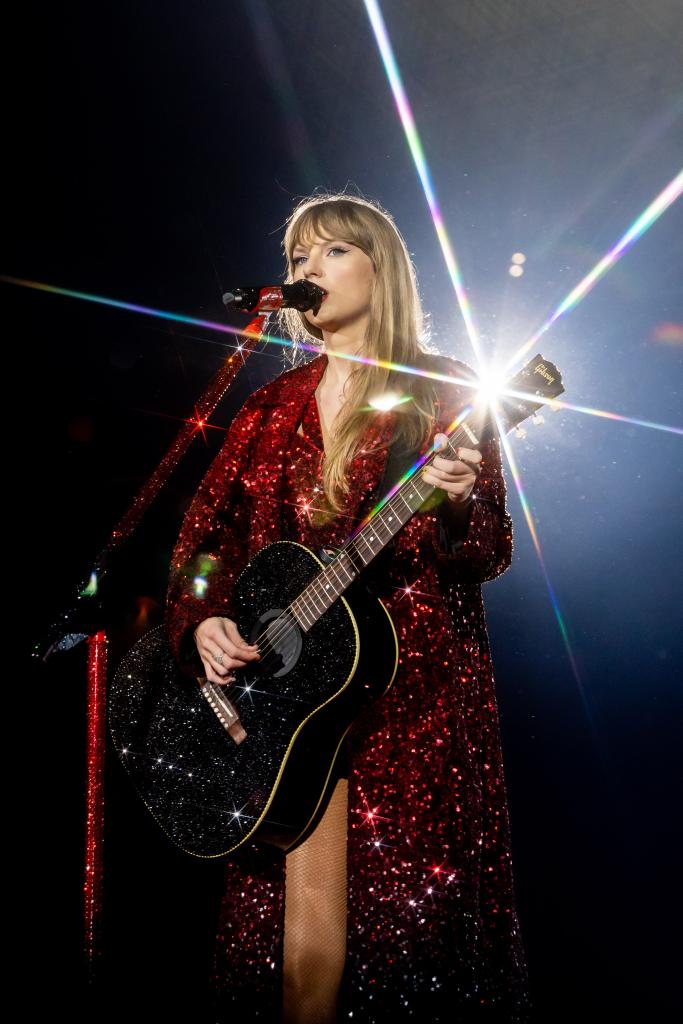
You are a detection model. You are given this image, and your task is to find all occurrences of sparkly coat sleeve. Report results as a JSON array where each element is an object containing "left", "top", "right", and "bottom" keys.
[
  {"left": 432, "top": 433, "right": 512, "bottom": 583},
  {"left": 394, "top": 355, "right": 513, "bottom": 586},
  {"left": 164, "top": 391, "right": 266, "bottom": 676}
]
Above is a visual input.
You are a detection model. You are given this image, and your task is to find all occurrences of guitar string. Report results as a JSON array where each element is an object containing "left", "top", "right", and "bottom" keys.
[
  {"left": 235, "top": 433, "right": 462, "bottom": 659},
  {"left": 214, "top": 433, "right": 469, "bottom": 704},
  {"left": 215, "top": 429, "right": 478, "bottom": 708}
]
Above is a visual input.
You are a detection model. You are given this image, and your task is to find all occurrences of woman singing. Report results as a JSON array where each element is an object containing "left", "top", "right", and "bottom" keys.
[{"left": 165, "top": 193, "right": 531, "bottom": 1022}]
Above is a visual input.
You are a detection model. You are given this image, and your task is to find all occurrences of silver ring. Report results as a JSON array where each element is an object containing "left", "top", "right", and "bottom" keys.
[{"left": 215, "top": 652, "right": 224, "bottom": 665}]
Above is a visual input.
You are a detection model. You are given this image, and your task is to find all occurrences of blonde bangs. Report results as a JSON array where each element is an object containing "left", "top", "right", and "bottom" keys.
[
  {"left": 276, "top": 193, "right": 439, "bottom": 515},
  {"left": 286, "top": 203, "right": 375, "bottom": 268}
]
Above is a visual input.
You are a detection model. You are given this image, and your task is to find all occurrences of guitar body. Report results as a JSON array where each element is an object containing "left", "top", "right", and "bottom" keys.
[{"left": 109, "top": 540, "right": 399, "bottom": 858}]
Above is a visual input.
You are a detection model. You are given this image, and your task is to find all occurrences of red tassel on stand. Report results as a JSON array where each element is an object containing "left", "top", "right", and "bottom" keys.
[
  {"left": 84, "top": 629, "right": 107, "bottom": 977},
  {"left": 82, "top": 312, "right": 268, "bottom": 972}
]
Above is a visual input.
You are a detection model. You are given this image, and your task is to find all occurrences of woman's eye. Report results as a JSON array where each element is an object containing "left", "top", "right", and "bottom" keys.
[{"left": 292, "top": 247, "right": 348, "bottom": 266}]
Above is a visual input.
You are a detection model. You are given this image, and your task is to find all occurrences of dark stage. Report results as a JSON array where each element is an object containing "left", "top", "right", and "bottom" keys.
[{"left": 11, "top": 1, "right": 682, "bottom": 1020}]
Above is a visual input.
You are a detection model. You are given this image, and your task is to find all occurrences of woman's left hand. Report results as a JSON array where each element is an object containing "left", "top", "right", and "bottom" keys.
[{"left": 422, "top": 433, "right": 482, "bottom": 505}]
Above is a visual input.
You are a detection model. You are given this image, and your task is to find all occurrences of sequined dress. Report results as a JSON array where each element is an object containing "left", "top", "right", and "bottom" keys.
[{"left": 165, "top": 351, "right": 531, "bottom": 1022}]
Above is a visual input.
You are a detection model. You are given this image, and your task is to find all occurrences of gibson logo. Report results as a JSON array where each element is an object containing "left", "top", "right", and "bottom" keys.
[{"left": 533, "top": 362, "right": 555, "bottom": 386}]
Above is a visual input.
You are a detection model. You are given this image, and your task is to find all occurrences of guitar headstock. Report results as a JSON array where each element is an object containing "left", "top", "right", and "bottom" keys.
[{"left": 494, "top": 354, "right": 564, "bottom": 435}]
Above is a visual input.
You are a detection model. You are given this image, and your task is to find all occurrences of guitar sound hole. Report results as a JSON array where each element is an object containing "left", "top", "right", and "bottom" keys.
[{"left": 249, "top": 608, "right": 302, "bottom": 679}]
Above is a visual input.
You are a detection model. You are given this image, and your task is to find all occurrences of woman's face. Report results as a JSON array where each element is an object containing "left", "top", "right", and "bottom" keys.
[{"left": 290, "top": 233, "right": 376, "bottom": 339}]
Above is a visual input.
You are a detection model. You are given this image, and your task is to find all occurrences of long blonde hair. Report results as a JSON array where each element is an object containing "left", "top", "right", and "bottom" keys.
[{"left": 278, "top": 192, "right": 438, "bottom": 514}]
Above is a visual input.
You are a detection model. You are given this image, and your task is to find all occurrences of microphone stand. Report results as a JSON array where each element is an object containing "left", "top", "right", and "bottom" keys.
[
  {"left": 35, "top": 280, "right": 322, "bottom": 663},
  {"left": 36, "top": 277, "right": 323, "bottom": 980},
  {"left": 39, "top": 306, "right": 271, "bottom": 981},
  {"left": 36, "top": 311, "right": 270, "bottom": 664}
]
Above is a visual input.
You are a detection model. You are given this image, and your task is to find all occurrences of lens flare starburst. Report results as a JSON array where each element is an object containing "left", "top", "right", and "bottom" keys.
[{"left": 360, "top": 0, "right": 683, "bottom": 717}]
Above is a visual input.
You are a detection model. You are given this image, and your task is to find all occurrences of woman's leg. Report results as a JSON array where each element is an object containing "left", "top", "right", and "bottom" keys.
[{"left": 282, "top": 776, "right": 349, "bottom": 1024}]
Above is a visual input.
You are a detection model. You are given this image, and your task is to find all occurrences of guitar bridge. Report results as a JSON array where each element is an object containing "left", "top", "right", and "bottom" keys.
[{"left": 198, "top": 678, "right": 247, "bottom": 744}]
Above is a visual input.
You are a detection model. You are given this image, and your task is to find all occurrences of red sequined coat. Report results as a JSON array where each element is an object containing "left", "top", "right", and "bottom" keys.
[{"left": 165, "top": 351, "right": 531, "bottom": 1022}]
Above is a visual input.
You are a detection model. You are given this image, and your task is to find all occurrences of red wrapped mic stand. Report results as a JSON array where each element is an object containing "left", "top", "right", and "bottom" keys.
[{"left": 73, "top": 311, "right": 269, "bottom": 976}]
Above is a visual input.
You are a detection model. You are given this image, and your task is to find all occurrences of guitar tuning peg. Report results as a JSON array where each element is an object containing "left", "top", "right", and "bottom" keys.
[
  {"left": 532, "top": 413, "right": 544, "bottom": 425},
  {"left": 515, "top": 426, "right": 527, "bottom": 439}
]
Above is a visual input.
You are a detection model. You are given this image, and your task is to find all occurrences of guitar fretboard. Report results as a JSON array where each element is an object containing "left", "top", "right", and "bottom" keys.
[{"left": 289, "top": 414, "right": 479, "bottom": 630}]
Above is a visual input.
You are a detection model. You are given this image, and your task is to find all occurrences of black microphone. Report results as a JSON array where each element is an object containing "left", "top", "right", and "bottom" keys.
[{"left": 222, "top": 279, "right": 325, "bottom": 314}]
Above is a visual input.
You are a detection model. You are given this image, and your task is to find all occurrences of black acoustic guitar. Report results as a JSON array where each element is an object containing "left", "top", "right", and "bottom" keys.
[{"left": 109, "top": 355, "right": 564, "bottom": 858}]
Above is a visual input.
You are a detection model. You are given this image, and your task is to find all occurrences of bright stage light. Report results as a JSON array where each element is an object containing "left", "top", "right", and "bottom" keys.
[
  {"left": 369, "top": 390, "right": 410, "bottom": 411},
  {"left": 474, "top": 367, "right": 506, "bottom": 410}
]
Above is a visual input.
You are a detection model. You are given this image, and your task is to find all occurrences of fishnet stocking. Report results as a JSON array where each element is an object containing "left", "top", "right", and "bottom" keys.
[{"left": 282, "top": 777, "right": 349, "bottom": 1023}]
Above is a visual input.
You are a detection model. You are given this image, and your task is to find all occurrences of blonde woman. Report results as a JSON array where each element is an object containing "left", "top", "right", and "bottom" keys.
[{"left": 166, "top": 194, "right": 530, "bottom": 1022}]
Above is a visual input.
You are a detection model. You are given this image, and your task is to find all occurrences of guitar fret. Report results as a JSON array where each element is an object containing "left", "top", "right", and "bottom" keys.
[
  {"left": 293, "top": 428, "right": 474, "bottom": 631},
  {"left": 298, "top": 579, "right": 331, "bottom": 625},
  {"left": 338, "top": 553, "right": 356, "bottom": 582},
  {"left": 357, "top": 533, "right": 374, "bottom": 561},
  {"left": 324, "top": 560, "right": 347, "bottom": 597},
  {"left": 345, "top": 544, "right": 366, "bottom": 574},
  {"left": 295, "top": 448, "right": 464, "bottom": 631},
  {"left": 293, "top": 598, "right": 314, "bottom": 629},
  {"left": 301, "top": 589, "right": 321, "bottom": 618}
]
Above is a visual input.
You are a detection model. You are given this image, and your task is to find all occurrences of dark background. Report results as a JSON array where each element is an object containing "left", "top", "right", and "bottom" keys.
[{"left": 11, "top": 1, "right": 682, "bottom": 1020}]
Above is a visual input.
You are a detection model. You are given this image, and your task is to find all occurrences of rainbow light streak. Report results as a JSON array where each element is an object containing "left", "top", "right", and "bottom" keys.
[
  {"left": 23, "top": 267, "right": 665, "bottom": 453},
  {"left": 503, "top": 167, "right": 683, "bottom": 374},
  {"left": 362, "top": 0, "right": 483, "bottom": 369},
  {"left": 494, "top": 411, "right": 594, "bottom": 722},
  {"left": 2, "top": 274, "right": 483, "bottom": 393},
  {"left": 500, "top": 387, "right": 683, "bottom": 437},
  {"left": 2, "top": 274, "right": 255, "bottom": 343},
  {"left": 10, "top": 265, "right": 679, "bottom": 441}
]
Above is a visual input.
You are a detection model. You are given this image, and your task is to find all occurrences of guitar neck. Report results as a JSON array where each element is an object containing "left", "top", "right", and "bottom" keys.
[
  {"left": 288, "top": 409, "right": 483, "bottom": 632},
  {"left": 285, "top": 351, "right": 564, "bottom": 632}
]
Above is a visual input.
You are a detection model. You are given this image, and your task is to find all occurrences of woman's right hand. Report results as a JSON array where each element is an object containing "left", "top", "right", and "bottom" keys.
[{"left": 193, "top": 617, "right": 261, "bottom": 685}]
